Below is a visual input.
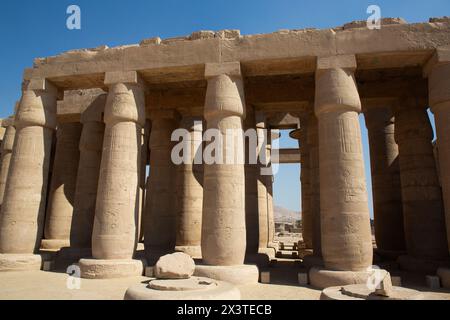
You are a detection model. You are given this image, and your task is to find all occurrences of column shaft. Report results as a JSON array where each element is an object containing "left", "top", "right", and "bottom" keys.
[
  {"left": 70, "top": 120, "right": 105, "bottom": 249},
  {"left": 0, "top": 80, "right": 57, "bottom": 262},
  {"left": 364, "top": 105, "right": 405, "bottom": 256},
  {"left": 175, "top": 116, "right": 203, "bottom": 258},
  {"left": 307, "top": 114, "right": 321, "bottom": 257},
  {"left": 42, "top": 122, "right": 81, "bottom": 250},
  {"left": 395, "top": 101, "right": 448, "bottom": 266},
  {"left": 91, "top": 81, "right": 145, "bottom": 261},
  {"left": 309, "top": 56, "right": 376, "bottom": 289},
  {"left": 145, "top": 114, "right": 178, "bottom": 264},
  {"left": 0, "top": 124, "right": 16, "bottom": 206},
  {"left": 201, "top": 64, "right": 247, "bottom": 266},
  {"left": 429, "top": 61, "right": 450, "bottom": 256}
]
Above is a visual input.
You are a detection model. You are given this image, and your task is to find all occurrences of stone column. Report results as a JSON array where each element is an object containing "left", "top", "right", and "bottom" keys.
[
  {"left": 195, "top": 62, "right": 259, "bottom": 285},
  {"left": 0, "top": 118, "right": 16, "bottom": 207},
  {"left": 244, "top": 108, "right": 261, "bottom": 261},
  {"left": 68, "top": 93, "right": 106, "bottom": 257},
  {"left": 144, "top": 110, "right": 178, "bottom": 265},
  {"left": 303, "top": 113, "right": 323, "bottom": 266},
  {"left": 255, "top": 115, "right": 276, "bottom": 258},
  {"left": 427, "top": 49, "right": 450, "bottom": 286},
  {"left": 364, "top": 100, "right": 405, "bottom": 259},
  {"left": 79, "top": 71, "right": 146, "bottom": 279},
  {"left": 0, "top": 79, "right": 58, "bottom": 271},
  {"left": 290, "top": 117, "right": 313, "bottom": 250},
  {"left": 138, "top": 120, "right": 151, "bottom": 243},
  {"left": 175, "top": 115, "right": 204, "bottom": 259},
  {"left": 266, "top": 132, "right": 278, "bottom": 252},
  {"left": 394, "top": 97, "right": 449, "bottom": 273},
  {"left": 309, "top": 55, "right": 376, "bottom": 289},
  {"left": 41, "top": 121, "right": 82, "bottom": 250}
]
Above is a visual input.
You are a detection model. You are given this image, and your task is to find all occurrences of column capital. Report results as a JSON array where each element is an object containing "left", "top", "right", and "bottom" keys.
[
  {"left": 16, "top": 79, "right": 58, "bottom": 130},
  {"left": 104, "top": 78, "right": 146, "bottom": 126},
  {"left": 315, "top": 55, "right": 361, "bottom": 116},
  {"left": 204, "top": 62, "right": 245, "bottom": 120}
]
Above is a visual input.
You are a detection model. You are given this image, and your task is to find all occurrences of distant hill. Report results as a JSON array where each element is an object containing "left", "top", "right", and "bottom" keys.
[{"left": 274, "top": 205, "right": 301, "bottom": 223}]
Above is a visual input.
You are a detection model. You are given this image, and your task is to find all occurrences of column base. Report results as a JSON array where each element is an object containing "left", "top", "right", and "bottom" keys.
[
  {"left": 124, "top": 277, "right": 241, "bottom": 300},
  {"left": 397, "top": 255, "right": 450, "bottom": 274},
  {"left": 174, "top": 245, "right": 202, "bottom": 260},
  {"left": 437, "top": 268, "right": 450, "bottom": 289},
  {"left": 0, "top": 254, "right": 42, "bottom": 272},
  {"left": 194, "top": 264, "right": 259, "bottom": 285},
  {"left": 79, "top": 258, "right": 146, "bottom": 279},
  {"left": 40, "top": 239, "right": 70, "bottom": 251},
  {"left": 302, "top": 255, "right": 324, "bottom": 268},
  {"left": 309, "top": 267, "right": 379, "bottom": 290}
]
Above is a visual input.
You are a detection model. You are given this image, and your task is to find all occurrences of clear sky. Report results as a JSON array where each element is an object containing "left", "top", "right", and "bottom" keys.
[{"left": 0, "top": 0, "right": 448, "bottom": 214}]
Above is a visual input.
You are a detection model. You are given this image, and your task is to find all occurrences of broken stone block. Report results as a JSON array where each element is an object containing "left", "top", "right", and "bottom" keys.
[{"left": 154, "top": 252, "right": 195, "bottom": 279}]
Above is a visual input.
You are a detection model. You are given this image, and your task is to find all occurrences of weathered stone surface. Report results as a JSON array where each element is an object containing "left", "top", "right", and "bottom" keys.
[{"left": 154, "top": 253, "right": 195, "bottom": 280}]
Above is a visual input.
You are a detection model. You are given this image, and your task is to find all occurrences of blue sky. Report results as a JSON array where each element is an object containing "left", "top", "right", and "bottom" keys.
[{"left": 0, "top": 0, "right": 448, "bottom": 214}]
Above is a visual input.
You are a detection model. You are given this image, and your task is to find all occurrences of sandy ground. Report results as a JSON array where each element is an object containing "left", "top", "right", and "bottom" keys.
[
  {"left": 0, "top": 269, "right": 321, "bottom": 300},
  {"left": 1, "top": 262, "right": 449, "bottom": 300},
  {"left": 0, "top": 235, "right": 448, "bottom": 300}
]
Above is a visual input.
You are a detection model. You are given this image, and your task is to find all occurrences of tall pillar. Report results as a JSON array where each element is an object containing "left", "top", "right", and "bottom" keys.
[
  {"left": 244, "top": 108, "right": 261, "bottom": 259},
  {"left": 0, "top": 118, "right": 16, "bottom": 207},
  {"left": 79, "top": 71, "right": 146, "bottom": 279},
  {"left": 309, "top": 55, "right": 376, "bottom": 289},
  {"left": 395, "top": 97, "right": 449, "bottom": 273},
  {"left": 175, "top": 115, "right": 204, "bottom": 259},
  {"left": 290, "top": 116, "right": 313, "bottom": 249},
  {"left": 266, "top": 132, "right": 278, "bottom": 252},
  {"left": 303, "top": 113, "right": 323, "bottom": 266},
  {"left": 427, "top": 49, "right": 450, "bottom": 285},
  {"left": 364, "top": 100, "right": 405, "bottom": 259},
  {"left": 68, "top": 92, "right": 106, "bottom": 257},
  {"left": 144, "top": 110, "right": 178, "bottom": 265},
  {"left": 195, "top": 62, "right": 259, "bottom": 285},
  {"left": 255, "top": 115, "right": 275, "bottom": 258},
  {"left": 138, "top": 120, "right": 151, "bottom": 243},
  {"left": 41, "top": 120, "right": 81, "bottom": 250},
  {"left": 0, "top": 79, "right": 58, "bottom": 271}
]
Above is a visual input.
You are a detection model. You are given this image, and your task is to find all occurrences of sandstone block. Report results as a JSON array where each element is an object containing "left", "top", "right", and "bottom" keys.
[{"left": 154, "top": 253, "right": 195, "bottom": 280}]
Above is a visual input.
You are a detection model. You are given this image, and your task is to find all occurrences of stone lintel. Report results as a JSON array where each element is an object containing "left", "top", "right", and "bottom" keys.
[
  {"left": 205, "top": 62, "right": 241, "bottom": 79},
  {"left": 424, "top": 45, "right": 450, "bottom": 76},
  {"left": 317, "top": 55, "right": 357, "bottom": 71},
  {"left": 274, "top": 148, "right": 301, "bottom": 164}
]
